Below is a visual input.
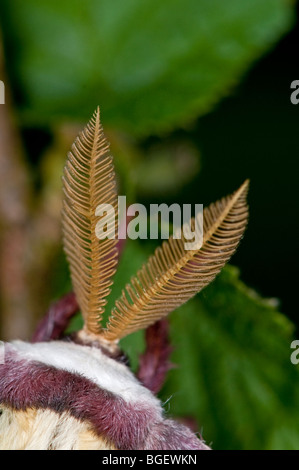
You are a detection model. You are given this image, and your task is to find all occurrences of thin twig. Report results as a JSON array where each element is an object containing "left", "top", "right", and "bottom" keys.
[{"left": 0, "top": 28, "right": 33, "bottom": 340}]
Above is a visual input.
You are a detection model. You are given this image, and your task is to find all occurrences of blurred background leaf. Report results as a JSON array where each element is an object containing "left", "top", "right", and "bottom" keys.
[{"left": 0, "top": 0, "right": 294, "bottom": 135}]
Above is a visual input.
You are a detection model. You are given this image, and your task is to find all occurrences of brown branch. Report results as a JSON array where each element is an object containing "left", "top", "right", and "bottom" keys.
[{"left": 0, "top": 28, "right": 33, "bottom": 340}]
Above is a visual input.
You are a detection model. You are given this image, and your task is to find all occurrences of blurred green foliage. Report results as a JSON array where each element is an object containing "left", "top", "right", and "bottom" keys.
[
  {"left": 0, "top": 0, "right": 298, "bottom": 450},
  {"left": 0, "top": 0, "right": 294, "bottom": 134}
]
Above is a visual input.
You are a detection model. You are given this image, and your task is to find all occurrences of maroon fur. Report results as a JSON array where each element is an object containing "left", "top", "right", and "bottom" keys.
[
  {"left": 0, "top": 346, "right": 208, "bottom": 450},
  {"left": 137, "top": 320, "right": 174, "bottom": 394},
  {"left": 32, "top": 292, "right": 79, "bottom": 342},
  {"left": 0, "top": 348, "right": 156, "bottom": 449},
  {"left": 143, "top": 419, "right": 208, "bottom": 450}
]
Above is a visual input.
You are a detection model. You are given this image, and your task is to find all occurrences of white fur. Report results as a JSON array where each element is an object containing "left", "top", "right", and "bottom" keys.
[{"left": 10, "top": 340, "right": 161, "bottom": 410}]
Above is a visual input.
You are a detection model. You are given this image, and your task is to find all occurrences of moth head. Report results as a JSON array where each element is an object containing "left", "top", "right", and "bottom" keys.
[{"left": 62, "top": 107, "right": 249, "bottom": 354}]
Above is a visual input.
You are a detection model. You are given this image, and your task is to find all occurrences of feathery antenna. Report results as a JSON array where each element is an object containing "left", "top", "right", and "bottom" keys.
[
  {"left": 103, "top": 180, "right": 249, "bottom": 342},
  {"left": 62, "top": 109, "right": 249, "bottom": 345},
  {"left": 62, "top": 108, "right": 118, "bottom": 336}
]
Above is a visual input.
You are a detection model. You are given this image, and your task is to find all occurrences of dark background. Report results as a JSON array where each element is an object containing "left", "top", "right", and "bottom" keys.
[
  {"left": 194, "top": 10, "right": 299, "bottom": 327},
  {"left": 138, "top": 6, "right": 299, "bottom": 327}
]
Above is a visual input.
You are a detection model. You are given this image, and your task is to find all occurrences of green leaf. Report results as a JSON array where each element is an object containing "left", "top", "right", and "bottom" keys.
[
  {"left": 160, "top": 265, "right": 299, "bottom": 450},
  {"left": 1, "top": 0, "right": 294, "bottom": 135}
]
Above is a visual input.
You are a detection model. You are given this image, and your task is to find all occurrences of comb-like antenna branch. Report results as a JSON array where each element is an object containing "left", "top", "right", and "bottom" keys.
[
  {"left": 62, "top": 108, "right": 118, "bottom": 336},
  {"left": 103, "top": 181, "right": 249, "bottom": 342}
]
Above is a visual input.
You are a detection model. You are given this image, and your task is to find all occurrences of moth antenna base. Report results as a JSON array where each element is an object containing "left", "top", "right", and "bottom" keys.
[{"left": 76, "top": 328, "right": 120, "bottom": 356}]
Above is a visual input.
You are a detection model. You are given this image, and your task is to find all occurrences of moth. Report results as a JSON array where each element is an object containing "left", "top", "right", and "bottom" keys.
[{"left": 0, "top": 108, "right": 249, "bottom": 450}]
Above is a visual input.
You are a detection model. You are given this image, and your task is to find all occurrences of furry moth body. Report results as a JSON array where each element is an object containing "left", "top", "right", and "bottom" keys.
[
  {"left": 1, "top": 340, "right": 206, "bottom": 450},
  {"left": 0, "top": 108, "right": 249, "bottom": 450}
]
